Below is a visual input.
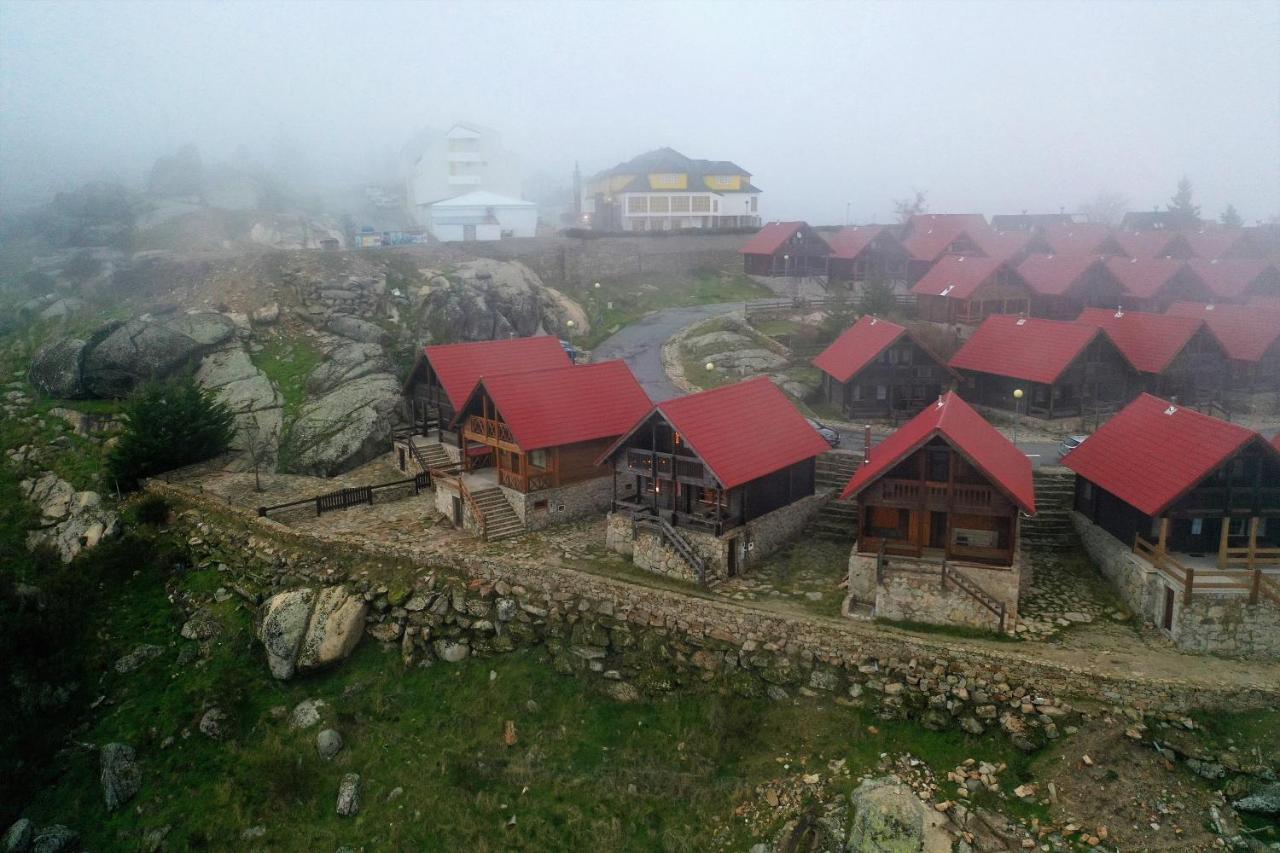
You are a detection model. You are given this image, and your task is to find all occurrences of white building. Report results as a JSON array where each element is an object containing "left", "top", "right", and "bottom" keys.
[
  {"left": 581, "top": 147, "right": 761, "bottom": 232},
  {"left": 419, "top": 191, "right": 538, "bottom": 242},
  {"left": 405, "top": 123, "right": 523, "bottom": 222}
]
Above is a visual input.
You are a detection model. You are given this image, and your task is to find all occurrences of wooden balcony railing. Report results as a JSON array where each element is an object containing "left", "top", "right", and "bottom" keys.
[
  {"left": 498, "top": 468, "right": 556, "bottom": 493},
  {"left": 464, "top": 415, "right": 514, "bottom": 446},
  {"left": 872, "top": 479, "right": 998, "bottom": 510},
  {"left": 624, "top": 450, "right": 710, "bottom": 484}
]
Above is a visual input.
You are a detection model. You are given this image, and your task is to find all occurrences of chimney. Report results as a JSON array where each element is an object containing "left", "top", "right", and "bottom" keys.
[{"left": 862, "top": 425, "right": 873, "bottom": 466}]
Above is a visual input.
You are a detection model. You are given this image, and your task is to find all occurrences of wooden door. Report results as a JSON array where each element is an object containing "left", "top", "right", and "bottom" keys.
[
  {"left": 727, "top": 538, "right": 739, "bottom": 577},
  {"left": 1161, "top": 585, "right": 1174, "bottom": 631},
  {"left": 452, "top": 496, "right": 463, "bottom": 527},
  {"left": 930, "top": 511, "right": 949, "bottom": 549}
]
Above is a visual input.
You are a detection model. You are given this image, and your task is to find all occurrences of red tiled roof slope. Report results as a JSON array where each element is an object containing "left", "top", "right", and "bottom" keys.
[
  {"left": 1165, "top": 302, "right": 1280, "bottom": 362},
  {"left": 1104, "top": 256, "right": 1186, "bottom": 299},
  {"left": 949, "top": 315, "right": 1101, "bottom": 384},
  {"left": 1185, "top": 258, "right": 1276, "bottom": 301},
  {"left": 840, "top": 392, "right": 1035, "bottom": 513},
  {"left": 972, "top": 230, "right": 1032, "bottom": 263},
  {"left": 1016, "top": 254, "right": 1103, "bottom": 296},
  {"left": 739, "top": 221, "right": 805, "bottom": 255},
  {"left": 812, "top": 316, "right": 906, "bottom": 382},
  {"left": 1183, "top": 229, "right": 1249, "bottom": 260},
  {"left": 826, "top": 225, "right": 885, "bottom": 260},
  {"left": 423, "top": 336, "right": 571, "bottom": 410},
  {"left": 1061, "top": 394, "right": 1267, "bottom": 516},
  {"left": 1074, "top": 308, "right": 1205, "bottom": 374},
  {"left": 1113, "top": 231, "right": 1183, "bottom": 259},
  {"left": 901, "top": 214, "right": 990, "bottom": 262},
  {"left": 910, "top": 255, "right": 1006, "bottom": 298},
  {"left": 465, "top": 360, "right": 651, "bottom": 451},
  {"left": 1041, "top": 223, "right": 1117, "bottom": 256},
  {"left": 655, "top": 377, "right": 830, "bottom": 490}
]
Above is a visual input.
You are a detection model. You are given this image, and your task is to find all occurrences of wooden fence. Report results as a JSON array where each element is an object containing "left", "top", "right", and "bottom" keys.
[{"left": 258, "top": 473, "right": 430, "bottom": 519}]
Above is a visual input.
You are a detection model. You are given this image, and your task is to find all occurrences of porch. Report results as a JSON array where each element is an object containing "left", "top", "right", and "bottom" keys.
[
  {"left": 613, "top": 495, "right": 744, "bottom": 538},
  {"left": 1134, "top": 516, "right": 1280, "bottom": 606},
  {"left": 461, "top": 415, "right": 560, "bottom": 493}
]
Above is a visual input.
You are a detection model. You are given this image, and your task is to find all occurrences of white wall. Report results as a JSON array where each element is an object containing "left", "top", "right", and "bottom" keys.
[{"left": 424, "top": 204, "right": 536, "bottom": 241}]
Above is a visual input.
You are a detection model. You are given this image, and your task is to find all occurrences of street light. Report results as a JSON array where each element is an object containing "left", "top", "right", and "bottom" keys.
[
  {"left": 705, "top": 361, "right": 715, "bottom": 372},
  {"left": 1012, "top": 388, "right": 1024, "bottom": 446}
]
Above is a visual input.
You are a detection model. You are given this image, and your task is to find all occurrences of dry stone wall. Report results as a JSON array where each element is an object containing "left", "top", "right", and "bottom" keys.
[{"left": 503, "top": 476, "right": 618, "bottom": 531}]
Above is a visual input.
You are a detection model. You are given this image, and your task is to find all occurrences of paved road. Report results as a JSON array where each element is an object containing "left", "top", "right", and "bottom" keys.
[
  {"left": 593, "top": 303, "right": 1069, "bottom": 468},
  {"left": 592, "top": 302, "right": 742, "bottom": 402}
]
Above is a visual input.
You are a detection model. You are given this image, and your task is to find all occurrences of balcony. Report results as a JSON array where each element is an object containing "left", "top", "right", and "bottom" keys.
[
  {"left": 498, "top": 468, "right": 556, "bottom": 493},
  {"left": 866, "top": 479, "right": 1006, "bottom": 513},
  {"left": 464, "top": 416, "right": 516, "bottom": 448},
  {"left": 625, "top": 449, "right": 713, "bottom": 485}
]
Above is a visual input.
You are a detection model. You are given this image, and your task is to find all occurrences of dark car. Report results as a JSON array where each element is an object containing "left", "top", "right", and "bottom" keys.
[{"left": 807, "top": 418, "right": 841, "bottom": 448}]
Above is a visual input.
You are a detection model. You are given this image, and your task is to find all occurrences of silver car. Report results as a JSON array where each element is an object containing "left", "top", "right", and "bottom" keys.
[{"left": 1058, "top": 434, "right": 1088, "bottom": 459}]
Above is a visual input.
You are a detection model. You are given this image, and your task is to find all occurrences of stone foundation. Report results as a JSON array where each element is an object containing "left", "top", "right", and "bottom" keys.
[
  {"left": 503, "top": 476, "right": 624, "bottom": 532},
  {"left": 1073, "top": 512, "right": 1280, "bottom": 659},
  {"left": 848, "top": 551, "right": 1022, "bottom": 634}
]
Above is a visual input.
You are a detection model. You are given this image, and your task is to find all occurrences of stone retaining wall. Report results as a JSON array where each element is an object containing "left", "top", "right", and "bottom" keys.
[
  {"left": 503, "top": 476, "right": 619, "bottom": 532},
  {"left": 1072, "top": 512, "right": 1280, "bottom": 660},
  {"left": 849, "top": 552, "right": 1021, "bottom": 634},
  {"left": 146, "top": 479, "right": 1280, "bottom": 715}
]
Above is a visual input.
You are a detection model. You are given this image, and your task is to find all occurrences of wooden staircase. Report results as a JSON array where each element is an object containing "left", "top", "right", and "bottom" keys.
[
  {"left": 469, "top": 487, "right": 524, "bottom": 541},
  {"left": 813, "top": 451, "right": 860, "bottom": 540},
  {"left": 1020, "top": 468, "right": 1078, "bottom": 553}
]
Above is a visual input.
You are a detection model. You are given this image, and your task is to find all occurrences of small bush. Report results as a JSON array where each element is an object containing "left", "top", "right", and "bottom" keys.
[
  {"left": 133, "top": 494, "right": 171, "bottom": 526},
  {"left": 108, "top": 374, "right": 235, "bottom": 490}
]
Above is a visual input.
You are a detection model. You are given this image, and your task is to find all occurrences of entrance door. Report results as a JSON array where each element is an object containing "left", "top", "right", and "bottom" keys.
[
  {"left": 452, "top": 496, "right": 463, "bottom": 527},
  {"left": 1161, "top": 585, "right": 1175, "bottom": 631},
  {"left": 727, "top": 538, "right": 739, "bottom": 577},
  {"left": 397, "top": 447, "right": 406, "bottom": 472},
  {"left": 929, "top": 512, "right": 949, "bottom": 550},
  {"left": 463, "top": 224, "right": 477, "bottom": 241}
]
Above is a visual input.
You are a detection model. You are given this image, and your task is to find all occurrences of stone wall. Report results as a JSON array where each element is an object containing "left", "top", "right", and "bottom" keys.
[
  {"left": 848, "top": 552, "right": 1022, "bottom": 634},
  {"left": 145, "top": 479, "right": 1280, "bottom": 714},
  {"left": 1073, "top": 512, "right": 1280, "bottom": 660},
  {"left": 503, "top": 476, "right": 620, "bottom": 532}
]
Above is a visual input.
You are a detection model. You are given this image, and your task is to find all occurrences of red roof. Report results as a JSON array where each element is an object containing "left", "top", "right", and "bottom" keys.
[
  {"left": 1016, "top": 254, "right": 1104, "bottom": 296},
  {"left": 1183, "top": 229, "right": 1250, "bottom": 260},
  {"left": 1104, "top": 256, "right": 1187, "bottom": 299},
  {"left": 826, "top": 225, "right": 885, "bottom": 260},
  {"left": 422, "top": 336, "right": 571, "bottom": 410},
  {"left": 1074, "top": 307, "right": 1207, "bottom": 374},
  {"left": 813, "top": 316, "right": 956, "bottom": 383},
  {"left": 1042, "top": 223, "right": 1118, "bottom": 256},
  {"left": 1062, "top": 393, "right": 1270, "bottom": 516},
  {"left": 1186, "top": 258, "right": 1276, "bottom": 300},
  {"left": 1113, "top": 230, "right": 1184, "bottom": 258},
  {"left": 459, "top": 360, "right": 651, "bottom": 451},
  {"left": 840, "top": 391, "right": 1035, "bottom": 513},
  {"left": 1273, "top": 433, "right": 1280, "bottom": 454},
  {"left": 601, "top": 377, "right": 829, "bottom": 491},
  {"left": 910, "top": 255, "right": 1008, "bottom": 299},
  {"left": 949, "top": 315, "right": 1103, "bottom": 384},
  {"left": 901, "top": 214, "right": 990, "bottom": 262},
  {"left": 1165, "top": 302, "right": 1280, "bottom": 362},
  {"left": 739, "top": 221, "right": 805, "bottom": 256},
  {"left": 972, "top": 230, "right": 1032, "bottom": 263}
]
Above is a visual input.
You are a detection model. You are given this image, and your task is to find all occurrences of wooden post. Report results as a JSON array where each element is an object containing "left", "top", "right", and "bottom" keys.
[
  {"left": 1251, "top": 569, "right": 1262, "bottom": 605},
  {"left": 1185, "top": 566, "right": 1195, "bottom": 605},
  {"left": 1247, "top": 516, "right": 1259, "bottom": 571},
  {"left": 1217, "top": 517, "right": 1230, "bottom": 570},
  {"left": 1157, "top": 517, "right": 1169, "bottom": 554}
]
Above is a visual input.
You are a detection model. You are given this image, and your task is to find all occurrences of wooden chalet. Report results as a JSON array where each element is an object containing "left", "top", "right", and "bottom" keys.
[
  {"left": 401, "top": 336, "right": 571, "bottom": 441},
  {"left": 911, "top": 255, "right": 1033, "bottom": 325},
  {"left": 1120, "top": 210, "right": 1185, "bottom": 231},
  {"left": 1166, "top": 302, "right": 1280, "bottom": 391},
  {"left": 989, "top": 213, "right": 1075, "bottom": 232},
  {"left": 812, "top": 315, "right": 957, "bottom": 419},
  {"left": 1112, "top": 230, "right": 1193, "bottom": 260},
  {"left": 739, "top": 221, "right": 830, "bottom": 277},
  {"left": 824, "top": 226, "right": 910, "bottom": 289},
  {"left": 1105, "top": 257, "right": 1213, "bottom": 311},
  {"left": 842, "top": 391, "right": 1035, "bottom": 567},
  {"left": 452, "top": 359, "right": 651, "bottom": 493},
  {"left": 949, "top": 315, "right": 1135, "bottom": 418},
  {"left": 971, "top": 229, "right": 1047, "bottom": 265},
  {"left": 900, "top": 214, "right": 991, "bottom": 282},
  {"left": 1064, "top": 394, "right": 1280, "bottom": 623},
  {"left": 1041, "top": 223, "right": 1126, "bottom": 257},
  {"left": 600, "top": 377, "right": 830, "bottom": 539},
  {"left": 1075, "top": 308, "right": 1228, "bottom": 404},
  {"left": 1182, "top": 229, "right": 1259, "bottom": 261},
  {"left": 1016, "top": 254, "right": 1123, "bottom": 320},
  {"left": 1186, "top": 259, "right": 1280, "bottom": 303}
]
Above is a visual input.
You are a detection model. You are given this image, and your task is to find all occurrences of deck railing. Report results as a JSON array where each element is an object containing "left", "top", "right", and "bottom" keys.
[
  {"left": 464, "top": 415, "right": 514, "bottom": 446},
  {"left": 258, "top": 473, "right": 430, "bottom": 519},
  {"left": 1132, "top": 534, "right": 1276, "bottom": 604},
  {"left": 497, "top": 468, "right": 556, "bottom": 493}
]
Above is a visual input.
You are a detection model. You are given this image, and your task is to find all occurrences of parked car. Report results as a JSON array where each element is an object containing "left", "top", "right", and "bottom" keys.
[
  {"left": 1057, "top": 434, "right": 1088, "bottom": 459},
  {"left": 560, "top": 339, "right": 579, "bottom": 363},
  {"left": 807, "top": 418, "right": 841, "bottom": 448}
]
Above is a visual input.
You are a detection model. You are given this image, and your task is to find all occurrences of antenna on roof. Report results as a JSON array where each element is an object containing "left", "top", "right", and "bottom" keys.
[
  {"left": 936, "top": 394, "right": 945, "bottom": 408},
  {"left": 1114, "top": 308, "right": 1124, "bottom": 318}
]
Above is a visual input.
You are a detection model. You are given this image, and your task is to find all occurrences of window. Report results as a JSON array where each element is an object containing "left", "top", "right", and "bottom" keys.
[
  {"left": 851, "top": 384, "right": 862, "bottom": 401},
  {"left": 650, "top": 172, "right": 685, "bottom": 189},
  {"left": 876, "top": 385, "right": 887, "bottom": 400},
  {"left": 1229, "top": 517, "right": 1247, "bottom": 536},
  {"left": 691, "top": 195, "right": 711, "bottom": 213},
  {"left": 914, "top": 366, "right": 932, "bottom": 379},
  {"left": 1191, "top": 518, "right": 1203, "bottom": 536},
  {"left": 529, "top": 450, "right": 548, "bottom": 469},
  {"left": 627, "top": 196, "right": 647, "bottom": 214},
  {"left": 750, "top": 196, "right": 758, "bottom": 212},
  {"left": 713, "top": 199, "right": 719, "bottom": 212},
  {"left": 670, "top": 195, "right": 690, "bottom": 213},
  {"left": 649, "top": 195, "right": 669, "bottom": 213},
  {"left": 1081, "top": 481, "right": 1093, "bottom": 501}
]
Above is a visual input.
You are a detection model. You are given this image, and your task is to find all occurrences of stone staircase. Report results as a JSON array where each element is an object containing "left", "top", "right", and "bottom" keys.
[
  {"left": 813, "top": 451, "right": 861, "bottom": 540},
  {"left": 413, "top": 440, "right": 453, "bottom": 473},
  {"left": 1020, "top": 468, "right": 1078, "bottom": 553},
  {"left": 469, "top": 487, "right": 524, "bottom": 541}
]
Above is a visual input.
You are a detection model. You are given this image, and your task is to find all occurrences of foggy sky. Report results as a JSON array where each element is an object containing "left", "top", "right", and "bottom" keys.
[{"left": 2, "top": 0, "right": 1278, "bottom": 223}]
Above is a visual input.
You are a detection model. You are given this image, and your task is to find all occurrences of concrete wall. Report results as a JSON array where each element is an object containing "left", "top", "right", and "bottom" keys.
[{"left": 1073, "top": 511, "right": 1280, "bottom": 660}]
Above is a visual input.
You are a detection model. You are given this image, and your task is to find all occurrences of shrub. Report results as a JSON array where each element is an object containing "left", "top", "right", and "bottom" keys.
[
  {"left": 108, "top": 374, "right": 235, "bottom": 490},
  {"left": 133, "top": 494, "right": 171, "bottom": 526},
  {"left": 858, "top": 279, "right": 899, "bottom": 318}
]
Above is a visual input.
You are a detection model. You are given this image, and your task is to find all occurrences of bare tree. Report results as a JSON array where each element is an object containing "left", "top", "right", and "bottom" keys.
[
  {"left": 1078, "top": 191, "right": 1129, "bottom": 226},
  {"left": 892, "top": 190, "right": 928, "bottom": 223},
  {"left": 241, "top": 418, "right": 279, "bottom": 493}
]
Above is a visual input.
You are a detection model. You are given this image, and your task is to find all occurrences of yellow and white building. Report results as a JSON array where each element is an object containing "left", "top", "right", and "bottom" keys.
[{"left": 581, "top": 148, "right": 761, "bottom": 232}]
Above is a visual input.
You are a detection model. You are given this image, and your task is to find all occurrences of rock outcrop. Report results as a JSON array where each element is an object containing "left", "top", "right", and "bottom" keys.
[
  {"left": 326, "top": 314, "right": 390, "bottom": 346},
  {"left": 305, "top": 341, "right": 390, "bottom": 395},
  {"left": 413, "top": 259, "right": 583, "bottom": 343},
  {"left": 846, "top": 777, "right": 950, "bottom": 853},
  {"left": 100, "top": 742, "right": 141, "bottom": 812},
  {"left": 282, "top": 373, "right": 402, "bottom": 476},
  {"left": 257, "top": 587, "right": 367, "bottom": 680},
  {"left": 195, "top": 344, "right": 283, "bottom": 473},
  {"left": 28, "top": 338, "right": 88, "bottom": 398},
  {"left": 22, "top": 473, "right": 118, "bottom": 562}
]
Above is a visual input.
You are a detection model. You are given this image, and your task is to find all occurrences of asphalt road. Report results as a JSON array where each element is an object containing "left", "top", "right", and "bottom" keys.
[{"left": 592, "top": 303, "right": 1068, "bottom": 469}]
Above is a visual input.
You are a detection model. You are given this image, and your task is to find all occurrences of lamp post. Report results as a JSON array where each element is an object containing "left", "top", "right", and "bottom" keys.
[{"left": 1012, "top": 388, "right": 1024, "bottom": 447}]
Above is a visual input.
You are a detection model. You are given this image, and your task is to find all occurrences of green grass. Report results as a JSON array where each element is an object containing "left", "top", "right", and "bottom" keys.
[
  {"left": 570, "top": 272, "right": 771, "bottom": 349},
  {"left": 250, "top": 332, "right": 323, "bottom": 422},
  {"left": 743, "top": 539, "right": 851, "bottom": 619},
  {"left": 876, "top": 618, "right": 1019, "bottom": 642}
]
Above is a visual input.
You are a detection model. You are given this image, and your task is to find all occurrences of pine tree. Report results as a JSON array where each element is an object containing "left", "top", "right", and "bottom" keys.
[
  {"left": 108, "top": 374, "right": 235, "bottom": 489},
  {"left": 1167, "top": 177, "right": 1201, "bottom": 228},
  {"left": 1219, "top": 204, "right": 1244, "bottom": 228}
]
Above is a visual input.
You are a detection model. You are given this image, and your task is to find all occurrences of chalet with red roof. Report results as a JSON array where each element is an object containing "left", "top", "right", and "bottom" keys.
[
  {"left": 971, "top": 229, "right": 1046, "bottom": 265},
  {"left": 949, "top": 316, "right": 1134, "bottom": 418},
  {"left": 1075, "top": 308, "right": 1228, "bottom": 404},
  {"left": 1063, "top": 394, "right": 1280, "bottom": 648},
  {"left": 599, "top": 377, "right": 831, "bottom": 582},
  {"left": 842, "top": 392, "right": 1035, "bottom": 633},
  {"left": 1016, "top": 254, "right": 1123, "bottom": 320},
  {"left": 425, "top": 360, "right": 651, "bottom": 539},
  {"left": 1186, "top": 259, "right": 1280, "bottom": 303},
  {"left": 812, "top": 315, "right": 957, "bottom": 419},
  {"left": 739, "top": 221, "right": 830, "bottom": 277},
  {"left": 1104, "top": 257, "right": 1212, "bottom": 310},
  {"left": 1166, "top": 301, "right": 1280, "bottom": 391},
  {"left": 1113, "top": 230, "right": 1192, "bottom": 260},
  {"left": 911, "top": 255, "right": 1033, "bottom": 325},
  {"left": 824, "top": 225, "right": 910, "bottom": 290},
  {"left": 1182, "top": 229, "right": 1259, "bottom": 261},
  {"left": 401, "top": 336, "right": 572, "bottom": 442},
  {"left": 900, "top": 214, "right": 992, "bottom": 280},
  {"left": 1041, "top": 223, "right": 1126, "bottom": 257}
]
